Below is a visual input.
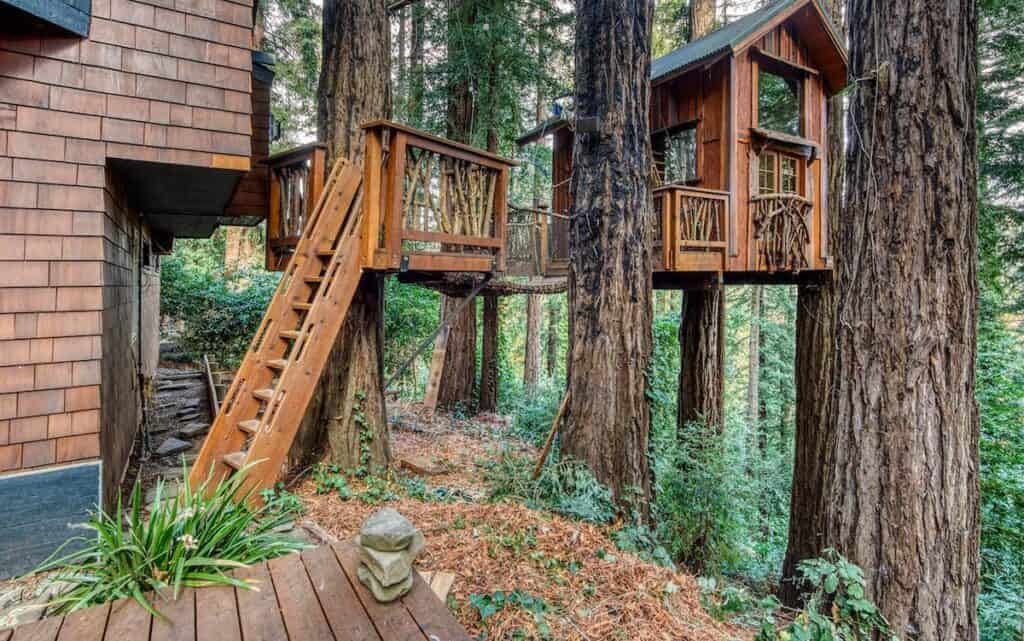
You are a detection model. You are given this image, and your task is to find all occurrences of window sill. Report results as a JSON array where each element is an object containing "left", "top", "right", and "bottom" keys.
[{"left": 751, "top": 128, "right": 819, "bottom": 159}]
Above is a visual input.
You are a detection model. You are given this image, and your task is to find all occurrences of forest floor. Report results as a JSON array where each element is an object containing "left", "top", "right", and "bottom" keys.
[{"left": 292, "top": 402, "right": 748, "bottom": 641}]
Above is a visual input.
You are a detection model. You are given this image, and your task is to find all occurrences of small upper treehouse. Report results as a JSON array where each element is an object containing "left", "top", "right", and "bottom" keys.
[{"left": 519, "top": 0, "right": 847, "bottom": 286}]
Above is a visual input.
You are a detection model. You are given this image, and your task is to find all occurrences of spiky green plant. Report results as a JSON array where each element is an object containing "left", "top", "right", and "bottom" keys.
[{"left": 34, "top": 462, "right": 308, "bottom": 616}]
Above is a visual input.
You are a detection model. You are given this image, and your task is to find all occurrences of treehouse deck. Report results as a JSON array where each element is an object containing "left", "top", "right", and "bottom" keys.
[{"left": 0, "top": 543, "right": 471, "bottom": 641}]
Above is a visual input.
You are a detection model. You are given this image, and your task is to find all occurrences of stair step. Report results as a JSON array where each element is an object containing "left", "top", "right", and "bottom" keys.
[
  {"left": 304, "top": 276, "right": 324, "bottom": 285},
  {"left": 317, "top": 248, "right": 335, "bottom": 258},
  {"left": 266, "top": 358, "right": 289, "bottom": 370},
  {"left": 292, "top": 302, "right": 312, "bottom": 311},
  {"left": 223, "top": 451, "right": 246, "bottom": 470},
  {"left": 280, "top": 330, "right": 301, "bottom": 341},
  {"left": 238, "top": 419, "right": 260, "bottom": 435},
  {"left": 253, "top": 388, "right": 275, "bottom": 402}
]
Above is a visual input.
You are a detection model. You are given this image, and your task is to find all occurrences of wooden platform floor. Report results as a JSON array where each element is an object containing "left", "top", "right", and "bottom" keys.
[{"left": 2, "top": 543, "right": 471, "bottom": 641}]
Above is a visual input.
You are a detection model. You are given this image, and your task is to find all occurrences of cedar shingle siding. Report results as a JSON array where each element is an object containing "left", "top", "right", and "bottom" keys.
[{"left": 0, "top": 0, "right": 257, "bottom": 568}]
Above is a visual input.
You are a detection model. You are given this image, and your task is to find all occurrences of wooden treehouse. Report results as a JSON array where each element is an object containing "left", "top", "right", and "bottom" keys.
[
  {"left": 518, "top": 0, "right": 847, "bottom": 287},
  {"left": 192, "top": 121, "right": 516, "bottom": 492}
]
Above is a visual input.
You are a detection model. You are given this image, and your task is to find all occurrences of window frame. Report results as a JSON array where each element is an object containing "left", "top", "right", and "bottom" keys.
[
  {"left": 652, "top": 121, "right": 700, "bottom": 186},
  {"left": 758, "top": 150, "right": 803, "bottom": 196}
]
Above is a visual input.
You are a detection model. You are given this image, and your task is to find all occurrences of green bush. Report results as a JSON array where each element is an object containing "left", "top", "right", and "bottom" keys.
[
  {"left": 36, "top": 463, "right": 307, "bottom": 616},
  {"left": 161, "top": 253, "right": 279, "bottom": 368},
  {"left": 486, "top": 452, "right": 616, "bottom": 525},
  {"left": 507, "top": 381, "right": 564, "bottom": 445}
]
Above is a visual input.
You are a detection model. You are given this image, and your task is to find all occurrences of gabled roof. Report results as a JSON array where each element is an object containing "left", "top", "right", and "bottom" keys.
[{"left": 651, "top": 0, "right": 847, "bottom": 94}]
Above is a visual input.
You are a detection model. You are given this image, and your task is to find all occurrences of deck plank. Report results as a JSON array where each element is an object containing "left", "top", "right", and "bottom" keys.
[
  {"left": 103, "top": 598, "right": 151, "bottom": 641},
  {"left": 299, "top": 546, "right": 381, "bottom": 641},
  {"left": 9, "top": 615, "right": 62, "bottom": 641},
  {"left": 56, "top": 602, "right": 109, "bottom": 641},
  {"left": 233, "top": 564, "right": 287, "bottom": 641},
  {"left": 194, "top": 586, "right": 239, "bottom": 641},
  {"left": 401, "top": 573, "right": 473, "bottom": 641},
  {"left": 266, "top": 553, "right": 333, "bottom": 641},
  {"left": 331, "top": 544, "right": 427, "bottom": 641},
  {"left": 150, "top": 588, "right": 195, "bottom": 641}
]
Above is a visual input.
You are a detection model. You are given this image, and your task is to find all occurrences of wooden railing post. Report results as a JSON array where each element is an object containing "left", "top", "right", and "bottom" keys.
[{"left": 362, "top": 127, "right": 384, "bottom": 268}]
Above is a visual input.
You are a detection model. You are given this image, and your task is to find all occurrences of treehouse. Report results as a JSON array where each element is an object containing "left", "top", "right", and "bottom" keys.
[{"left": 518, "top": 0, "right": 847, "bottom": 287}]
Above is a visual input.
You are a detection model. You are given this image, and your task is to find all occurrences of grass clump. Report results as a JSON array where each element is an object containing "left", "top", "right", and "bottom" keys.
[
  {"left": 36, "top": 463, "right": 307, "bottom": 616},
  {"left": 485, "top": 452, "right": 616, "bottom": 525}
]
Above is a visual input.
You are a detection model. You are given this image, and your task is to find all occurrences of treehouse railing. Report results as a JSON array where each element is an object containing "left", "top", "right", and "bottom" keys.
[
  {"left": 265, "top": 143, "right": 327, "bottom": 271},
  {"left": 362, "top": 121, "right": 516, "bottom": 273},
  {"left": 658, "top": 185, "right": 729, "bottom": 272},
  {"left": 752, "top": 193, "right": 812, "bottom": 272}
]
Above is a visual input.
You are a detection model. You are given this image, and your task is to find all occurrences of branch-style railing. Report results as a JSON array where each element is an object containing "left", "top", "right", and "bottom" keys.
[
  {"left": 656, "top": 185, "right": 729, "bottom": 272},
  {"left": 362, "top": 121, "right": 516, "bottom": 273},
  {"left": 752, "top": 193, "right": 812, "bottom": 272},
  {"left": 265, "top": 144, "right": 326, "bottom": 271}
]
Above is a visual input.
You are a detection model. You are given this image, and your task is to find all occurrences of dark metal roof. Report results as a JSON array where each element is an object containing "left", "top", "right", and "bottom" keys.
[
  {"left": 651, "top": 0, "right": 805, "bottom": 82},
  {"left": 515, "top": 115, "right": 570, "bottom": 146}
]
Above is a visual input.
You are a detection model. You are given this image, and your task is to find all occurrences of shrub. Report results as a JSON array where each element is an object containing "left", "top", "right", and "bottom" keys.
[
  {"left": 486, "top": 452, "right": 616, "bottom": 525},
  {"left": 161, "top": 254, "right": 279, "bottom": 367},
  {"left": 36, "top": 463, "right": 307, "bottom": 616},
  {"left": 756, "top": 550, "right": 896, "bottom": 641},
  {"left": 506, "top": 381, "right": 564, "bottom": 445}
]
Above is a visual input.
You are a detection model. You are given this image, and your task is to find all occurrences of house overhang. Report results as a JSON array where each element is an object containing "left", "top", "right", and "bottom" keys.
[
  {"left": 109, "top": 159, "right": 260, "bottom": 239},
  {"left": 0, "top": 0, "right": 90, "bottom": 37}
]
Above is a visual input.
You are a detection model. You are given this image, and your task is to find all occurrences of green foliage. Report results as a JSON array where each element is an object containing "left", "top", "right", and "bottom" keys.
[
  {"left": 356, "top": 475, "right": 400, "bottom": 505},
  {"left": 698, "top": 577, "right": 780, "bottom": 625},
  {"left": 612, "top": 515, "right": 676, "bottom": 569},
  {"left": 469, "top": 589, "right": 551, "bottom": 638},
  {"left": 262, "top": 0, "right": 321, "bottom": 146},
  {"left": 506, "top": 381, "right": 563, "bottom": 444},
  {"left": 36, "top": 463, "right": 306, "bottom": 616},
  {"left": 160, "top": 244, "right": 279, "bottom": 368},
  {"left": 756, "top": 551, "right": 896, "bottom": 641},
  {"left": 260, "top": 482, "right": 306, "bottom": 516},
  {"left": 396, "top": 475, "right": 472, "bottom": 503},
  {"left": 486, "top": 453, "right": 616, "bottom": 525},
  {"left": 312, "top": 463, "right": 353, "bottom": 499}
]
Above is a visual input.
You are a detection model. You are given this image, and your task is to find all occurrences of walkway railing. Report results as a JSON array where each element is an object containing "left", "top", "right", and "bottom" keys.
[
  {"left": 752, "top": 193, "right": 812, "bottom": 272},
  {"left": 362, "top": 121, "right": 517, "bottom": 273},
  {"left": 265, "top": 143, "right": 327, "bottom": 270},
  {"left": 657, "top": 185, "right": 729, "bottom": 272}
]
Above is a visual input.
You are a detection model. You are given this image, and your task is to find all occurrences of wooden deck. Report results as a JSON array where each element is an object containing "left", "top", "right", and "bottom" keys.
[{"left": 1, "top": 543, "right": 471, "bottom": 641}]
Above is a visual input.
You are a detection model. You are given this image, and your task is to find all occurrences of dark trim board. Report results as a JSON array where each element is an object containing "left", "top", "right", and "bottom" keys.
[
  {"left": 0, "top": 461, "right": 101, "bottom": 578},
  {"left": 0, "top": 0, "right": 90, "bottom": 36}
]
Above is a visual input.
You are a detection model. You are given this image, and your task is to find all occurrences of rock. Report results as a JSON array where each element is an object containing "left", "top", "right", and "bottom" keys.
[
  {"left": 154, "top": 437, "right": 191, "bottom": 457},
  {"left": 176, "top": 423, "right": 210, "bottom": 439},
  {"left": 359, "top": 508, "right": 418, "bottom": 552},
  {"left": 398, "top": 455, "right": 447, "bottom": 476},
  {"left": 357, "top": 564, "right": 413, "bottom": 602},
  {"left": 358, "top": 539, "right": 420, "bottom": 587},
  {"left": 145, "top": 481, "right": 179, "bottom": 504}
]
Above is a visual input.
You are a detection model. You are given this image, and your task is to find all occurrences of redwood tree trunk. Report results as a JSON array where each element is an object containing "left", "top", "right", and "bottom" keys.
[
  {"left": 677, "top": 285, "right": 725, "bottom": 431},
  {"left": 478, "top": 295, "right": 499, "bottom": 412},
  {"left": 562, "top": 0, "right": 654, "bottom": 510},
  {"left": 436, "top": 295, "right": 476, "bottom": 410},
  {"left": 677, "top": 1, "right": 724, "bottom": 435},
  {"left": 780, "top": 0, "right": 843, "bottom": 607},
  {"left": 820, "top": 0, "right": 980, "bottom": 636},
  {"left": 292, "top": 0, "right": 391, "bottom": 471},
  {"left": 524, "top": 293, "right": 541, "bottom": 386},
  {"left": 545, "top": 299, "right": 559, "bottom": 378}
]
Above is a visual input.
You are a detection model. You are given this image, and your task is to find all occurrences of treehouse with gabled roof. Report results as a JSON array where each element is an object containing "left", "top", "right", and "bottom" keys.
[{"left": 518, "top": 0, "right": 847, "bottom": 287}]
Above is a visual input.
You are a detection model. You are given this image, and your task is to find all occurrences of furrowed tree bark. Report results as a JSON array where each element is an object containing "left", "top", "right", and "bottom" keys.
[
  {"left": 436, "top": 294, "right": 477, "bottom": 409},
  {"left": 677, "top": 0, "right": 724, "bottom": 435},
  {"left": 780, "top": 2, "right": 843, "bottom": 606},
  {"left": 820, "top": 0, "right": 980, "bottom": 636},
  {"left": 524, "top": 294, "right": 541, "bottom": 387},
  {"left": 291, "top": 0, "right": 391, "bottom": 471},
  {"left": 546, "top": 298, "right": 560, "bottom": 379},
  {"left": 478, "top": 295, "right": 499, "bottom": 412},
  {"left": 562, "top": 0, "right": 654, "bottom": 512},
  {"left": 677, "top": 285, "right": 725, "bottom": 431}
]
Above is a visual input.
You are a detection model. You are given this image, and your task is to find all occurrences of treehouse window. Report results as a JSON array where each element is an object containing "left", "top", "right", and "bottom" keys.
[
  {"left": 758, "top": 70, "right": 801, "bottom": 136},
  {"left": 759, "top": 152, "right": 801, "bottom": 195},
  {"left": 758, "top": 153, "right": 777, "bottom": 195},
  {"left": 654, "top": 125, "right": 698, "bottom": 184}
]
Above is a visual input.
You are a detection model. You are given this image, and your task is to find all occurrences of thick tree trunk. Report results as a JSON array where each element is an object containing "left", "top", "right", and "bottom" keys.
[
  {"left": 746, "top": 286, "right": 761, "bottom": 432},
  {"left": 294, "top": 0, "right": 391, "bottom": 471},
  {"left": 478, "top": 295, "right": 499, "bottom": 412},
  {"left": 688, "top": 0, "right": 715, "bottom": 41},
  {"left": 677, "top": 285, "right": 725, "bottom": 431},
  {"left": 436, "top": 295, "right": 477, "bottom": 409},
  {"left": 676, "top": 1, "right": 724, "bottom": 436},
  {"left": 524, "top": 294, "right": 541, "bottom": 387},
  {"left": 562, "top": 0, "right": 654, "bottom": 511},
  {"left": 545, "top": 298, "right": 559, "bottom": 379},
  {"left": 818, "top": 1, "right": 980, "bottom": 637},
  {"left": 408, "top": 3, "right": 425, "bottom": 125},
  {"left": 781, "top": 0, "right": 843, "bottom": 606}
]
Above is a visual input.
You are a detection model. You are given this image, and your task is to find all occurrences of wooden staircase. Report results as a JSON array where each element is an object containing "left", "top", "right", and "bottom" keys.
[{"left": 189, "top": 160, "right": 365, "bottom": 494}]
